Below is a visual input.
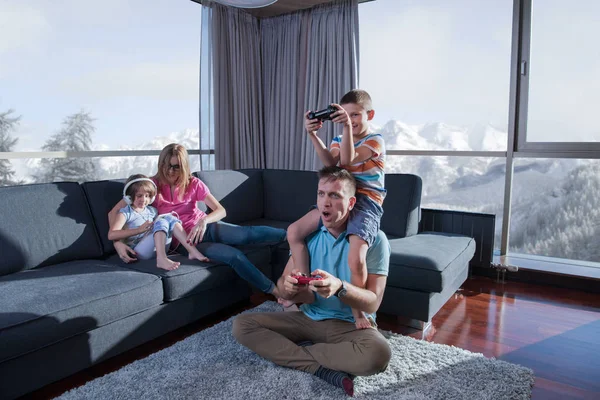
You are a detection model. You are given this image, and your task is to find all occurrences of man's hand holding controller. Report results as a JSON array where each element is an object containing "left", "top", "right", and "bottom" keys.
[
  {"left": 284, "top": 270, "right": 343, "bottom": 299},
  {"left": 282, "top": 269, "right": 313, "bottom": 298},
  {"left": 304, "top": 269, "right": 343, "bottom": 299}
]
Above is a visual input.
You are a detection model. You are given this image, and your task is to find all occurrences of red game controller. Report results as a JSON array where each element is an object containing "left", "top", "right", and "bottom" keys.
[{"left": 293, "top": 274, "right": 324, "bottom": 285}]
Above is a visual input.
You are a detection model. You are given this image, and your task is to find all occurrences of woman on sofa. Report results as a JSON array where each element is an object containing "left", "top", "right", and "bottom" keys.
[{"left": 109, "top": 143, "right": 287, "bottom": 298}]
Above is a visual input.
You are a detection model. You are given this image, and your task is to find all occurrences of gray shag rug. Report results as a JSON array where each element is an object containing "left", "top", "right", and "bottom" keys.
[{"left": 56, "top": 302, "right": 534, "bottom": 399}]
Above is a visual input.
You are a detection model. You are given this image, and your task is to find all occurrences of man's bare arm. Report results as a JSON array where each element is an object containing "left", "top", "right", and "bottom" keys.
[
  {"left": 311, "top": 270, "right": 387, "bottom": 314},
  {"left": 337, "top": 273, "right": 387, "bottom": 314}
]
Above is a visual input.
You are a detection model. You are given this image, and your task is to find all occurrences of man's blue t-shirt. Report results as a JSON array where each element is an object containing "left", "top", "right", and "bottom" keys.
[{"left": 300, "top": 226, "right": 390, "bottom": 323}]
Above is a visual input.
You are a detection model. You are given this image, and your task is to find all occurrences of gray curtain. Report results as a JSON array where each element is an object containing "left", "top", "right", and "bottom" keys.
[
  {"left": 200, "top": 0, "right": 359, "bottom": 170},
  {"left": 200, "top": 2, "right": 265, "bottom": 170},
  {"left": 262, "top": 0, "right": 359, "bottom": 170}
]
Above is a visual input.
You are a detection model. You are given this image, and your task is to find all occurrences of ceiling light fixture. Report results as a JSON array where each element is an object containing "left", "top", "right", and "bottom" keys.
[{"left": 212, "top": 0, "right": 278, "bottom": 8}]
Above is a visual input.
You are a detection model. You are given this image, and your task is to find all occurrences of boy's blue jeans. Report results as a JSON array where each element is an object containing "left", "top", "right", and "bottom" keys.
[{"left": 181, "top": 221, "right": 286, "bottom": 294}]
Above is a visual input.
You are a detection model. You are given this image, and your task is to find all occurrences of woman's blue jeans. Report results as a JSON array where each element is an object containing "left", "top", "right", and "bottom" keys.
[{"left": 186, "top": 221, "right": 286, "bottom": 294}]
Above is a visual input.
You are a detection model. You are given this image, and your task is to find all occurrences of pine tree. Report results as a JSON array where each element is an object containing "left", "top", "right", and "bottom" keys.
[
  {"left": 0, "top": 109, "right": 21, "bottom": 186},
  {"left": 37, "top": 110, "right": 99, "bottom": 183}
]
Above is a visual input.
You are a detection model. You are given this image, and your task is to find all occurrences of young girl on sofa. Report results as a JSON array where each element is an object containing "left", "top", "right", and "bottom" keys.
[{"left": 108, "top": 173, "right": 209, "bottom": 270}]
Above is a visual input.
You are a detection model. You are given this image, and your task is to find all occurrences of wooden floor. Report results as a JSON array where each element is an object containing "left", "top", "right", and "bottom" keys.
[{"left": 23, "top": 276, "right": 600, "bottom": 400}]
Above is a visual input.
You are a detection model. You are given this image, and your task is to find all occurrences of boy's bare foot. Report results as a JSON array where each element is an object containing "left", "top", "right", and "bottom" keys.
[
  {"left": 188, "top": 248, "right": 209, "bottom": 262},
  {"left": 157, "top": 257, "right": 180, "bottom": 271},
  {"left": 278, "top": 297, "right": 299, "bottom": 312},
  {"left": 353, "top": 310, "right": 372, "bottom": 329}
]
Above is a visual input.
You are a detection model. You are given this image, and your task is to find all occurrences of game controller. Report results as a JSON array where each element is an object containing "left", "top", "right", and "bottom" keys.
[
  {"left": 293, "top": 274, "right": 324, "bottom": 285},
  {"left": 308, "top": 105, "right": 337, "bottom": 121}
]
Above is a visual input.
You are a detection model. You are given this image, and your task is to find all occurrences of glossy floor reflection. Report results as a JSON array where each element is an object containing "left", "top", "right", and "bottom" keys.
[{"left": 376, "top": 276, "right": 600, "bottom": 399}]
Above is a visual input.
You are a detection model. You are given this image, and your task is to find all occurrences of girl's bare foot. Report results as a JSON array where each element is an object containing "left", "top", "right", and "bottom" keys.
[
  {"left": 277, "top": 297, "right": 299, "bottom": 312},
  {"left": 157, "top": 257, "right": 180, "bottom": 271},
  {"left": 188, "top": 248, "right": 209, "bottom": 262}
]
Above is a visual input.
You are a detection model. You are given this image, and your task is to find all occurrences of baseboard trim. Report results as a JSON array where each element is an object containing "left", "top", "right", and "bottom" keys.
[{"left": 471, "top": 266, "right": 600, "bottom": 293}]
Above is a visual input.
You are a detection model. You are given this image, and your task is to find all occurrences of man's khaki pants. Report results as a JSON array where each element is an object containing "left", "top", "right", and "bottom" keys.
[{"left": 232, "top": 311, "right": 391, "bottom": 376}]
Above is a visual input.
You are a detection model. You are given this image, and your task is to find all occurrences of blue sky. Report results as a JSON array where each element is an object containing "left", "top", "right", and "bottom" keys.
[
  {"left": 0, "top": 0, "right": 201, "bottom": 151},
  {"left": 1, "top": 0, "right": 598, "bottom": 151}
]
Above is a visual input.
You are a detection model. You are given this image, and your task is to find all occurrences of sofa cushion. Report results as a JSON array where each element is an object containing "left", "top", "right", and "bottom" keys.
[
  {"left": 194, "top": 169, "right": 264, "bottom": 224},
  {"left": 262, "top": 169, "right": 319, "bottom": 222},
  {"left": 0, "top": 182, "right": 104, "bottom": 276},
  {"left": 81, "top": 179, "right": 126, "bottom": 255},
  {"left": 0, "top": 260, "right": 163, "bottom": 363},
  {"left": 380, "top": 174, "right": 422, "bottom": 238},
  {"left": 386, "top": 232, "right": 475, "bottom": 293},
  {"left": 107, "top": 246, "right": 271, "bottom": 301}
]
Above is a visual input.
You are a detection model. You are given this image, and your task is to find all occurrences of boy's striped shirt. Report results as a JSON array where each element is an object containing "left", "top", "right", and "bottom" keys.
[{"left": 330, "top": 133, "right": 387, "bottom": 205}]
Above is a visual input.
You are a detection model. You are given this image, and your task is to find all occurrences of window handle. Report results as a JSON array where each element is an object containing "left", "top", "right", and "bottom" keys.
[{"left": 520, "top": 60, "right": 528, "bottom": 76}]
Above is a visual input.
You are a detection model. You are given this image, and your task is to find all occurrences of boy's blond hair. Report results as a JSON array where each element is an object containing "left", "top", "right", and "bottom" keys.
[{"left": 340, "top": 89, "right": 373, "bottom": 111}]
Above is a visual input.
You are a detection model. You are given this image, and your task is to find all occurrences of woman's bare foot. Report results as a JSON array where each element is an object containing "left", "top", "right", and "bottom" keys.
[
  {"left": 278, "top": 297, "right": 299, "bottom": 312},
  {"left": 353, "top": 310, "right": 372, "bottom": 329},
  {"left": 157, "top": 257, "right": 180, "bottom": 271},
  {"left": 188, "top": 247, "right": 209, "bottom": 262}
]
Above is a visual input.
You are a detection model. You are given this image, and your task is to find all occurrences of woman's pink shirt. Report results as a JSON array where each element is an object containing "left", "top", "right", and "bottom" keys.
[{"left": 151, "top": 177, "right": 210, "bottom": 233}]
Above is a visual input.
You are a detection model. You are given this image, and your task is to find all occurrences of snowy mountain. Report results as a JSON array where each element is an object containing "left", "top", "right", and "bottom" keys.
[
  {"left": 375, "top": 120, "right": 505, "bottom": 197},
  {"left": 96, "top": 128, "right": 205, "bottom": 180},
  {"left": 509, "top": 162, "right": 600, "bottom": 261},
  {"left": 377, "top": 120, "right": 507, "bottom": 152},
  {"left": 12, "top": 129, "right": 208, "bottom": 183}
]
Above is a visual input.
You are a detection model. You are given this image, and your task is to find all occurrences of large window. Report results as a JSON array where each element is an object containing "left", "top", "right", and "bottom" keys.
[
  {"left": 359, "top": 0, "right": 599, "bottom": 269},
  {"left": 510, "top": 159, "right": 600, "bottom": 262},
  {"left": 387, "top": 155, "right": 506, "bottom": 250},
  {"left": 0, "top": 0, "right": 207, "bottom": 185},
  {"left": 359, "top": 0, "right": 513, "bottom": 253},
  {"left": 524, "top": 0, "right": 600, "bottom": 145},
  {"left": 359, "top": 0, "right": 512, "bottom": 152}
]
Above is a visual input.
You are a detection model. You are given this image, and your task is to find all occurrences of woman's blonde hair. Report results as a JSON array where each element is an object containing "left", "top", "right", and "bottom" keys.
[{"left": 154, "top": 143, "right": 192, "bottom": 200}]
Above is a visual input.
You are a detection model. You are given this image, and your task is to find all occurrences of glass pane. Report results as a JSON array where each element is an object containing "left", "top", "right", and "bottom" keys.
[
  {"left": 0, "top": 0, "right": 202, "bottom": 152},
  {"left": 359, "top": 0, "right": 511, "bottom": 151},
  {"left": 6, "top": 155, "right": 204, "bottom": 185},
  {"left": 509, "top": 158, "right": 600, "bottom": 263},
  {"left": 387, "top": 155, "right": 505, "bottom": 250},
  {"left": 527, "top": 0, "right": 600, "bottom": 143}
]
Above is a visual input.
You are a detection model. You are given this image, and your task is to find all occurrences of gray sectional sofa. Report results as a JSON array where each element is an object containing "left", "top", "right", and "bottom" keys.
[{"left": 0, "top": 169, "right": 475, "bottom": 399}]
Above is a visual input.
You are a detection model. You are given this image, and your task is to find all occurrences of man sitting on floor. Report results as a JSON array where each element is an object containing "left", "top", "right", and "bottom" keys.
[{"left": 232, "top": 166, "right": 391, "bottom": 396}]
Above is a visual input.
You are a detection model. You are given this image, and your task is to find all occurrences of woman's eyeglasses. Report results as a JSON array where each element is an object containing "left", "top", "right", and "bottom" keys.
[{"left": 167, "top": 163, "right": 181, "bottom": 171}]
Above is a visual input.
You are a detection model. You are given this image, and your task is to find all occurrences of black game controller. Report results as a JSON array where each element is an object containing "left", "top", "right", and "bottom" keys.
[{"left": 308, "top": 105, "right": 337, "bottom": 121}]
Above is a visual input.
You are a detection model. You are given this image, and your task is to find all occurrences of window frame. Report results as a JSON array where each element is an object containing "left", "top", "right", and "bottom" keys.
[{"left": 515, "top": 0, "right": 600, "bottom": 157}]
